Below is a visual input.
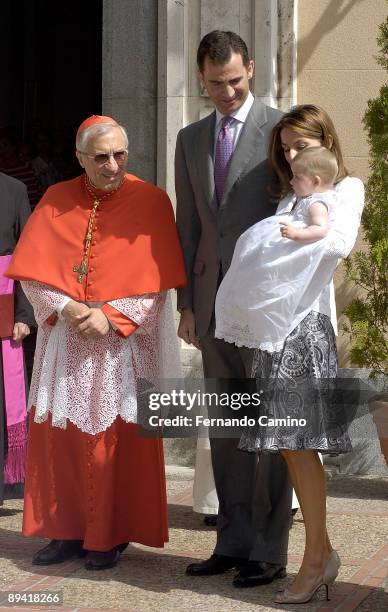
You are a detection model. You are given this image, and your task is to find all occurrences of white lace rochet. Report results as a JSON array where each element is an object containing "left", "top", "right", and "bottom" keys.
[{"left": 21, "top": 281, "right": 181, "bottom": 434}]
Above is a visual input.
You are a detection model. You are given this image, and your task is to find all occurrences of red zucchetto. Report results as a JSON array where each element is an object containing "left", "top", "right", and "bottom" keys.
[{"left": 76, "top": 115, "right": 118, "bottom": 137}]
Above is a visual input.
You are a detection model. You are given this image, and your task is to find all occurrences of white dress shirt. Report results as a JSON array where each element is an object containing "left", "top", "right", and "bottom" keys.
[{"left": 213, "top": 91, "right": 255, "bottom": 157}]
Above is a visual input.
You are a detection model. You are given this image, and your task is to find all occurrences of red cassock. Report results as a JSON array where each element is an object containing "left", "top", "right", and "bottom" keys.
[
  {"left": 6, "top": 172, "right": 187, "bottom": 551},
  {"left": 24, "top": 412, "right": 168, "bottom": 550}
]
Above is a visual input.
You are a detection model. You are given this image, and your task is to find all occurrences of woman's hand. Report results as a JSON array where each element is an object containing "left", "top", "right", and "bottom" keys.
[
  {"left": 74, "top": 308, "right": 110, "bottom": 339},
  {"left": 12, "top": 322, "right": 30, "bottom": 343}
]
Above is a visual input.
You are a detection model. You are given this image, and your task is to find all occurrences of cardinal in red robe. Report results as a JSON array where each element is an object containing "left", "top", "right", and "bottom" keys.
[{"left": 6, "top": 115, "right": 186, "bottom": 570}]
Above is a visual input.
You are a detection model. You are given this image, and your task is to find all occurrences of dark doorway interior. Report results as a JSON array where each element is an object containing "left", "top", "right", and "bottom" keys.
[
  {"left": 0, "top": 0, "right": 102, "bottom": 388},
  {"left": 0, "top": 0, "right": 102, "bottom": 179}
]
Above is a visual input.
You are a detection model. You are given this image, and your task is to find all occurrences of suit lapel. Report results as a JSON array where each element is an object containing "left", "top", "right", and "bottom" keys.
[
  {"left": 196, "top": 111, "right": 218, "bottom": 214},
  {"left": 219, "top": 99, "right": 268, "bottom": 210}
]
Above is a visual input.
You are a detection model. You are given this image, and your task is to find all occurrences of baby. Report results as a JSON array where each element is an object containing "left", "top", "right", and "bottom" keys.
[
  {"left": 215, "top": 146, "right": 339, "bottom": 352},
  {"left": 279, "top": 146, "right": 338, "bottom": 242}
]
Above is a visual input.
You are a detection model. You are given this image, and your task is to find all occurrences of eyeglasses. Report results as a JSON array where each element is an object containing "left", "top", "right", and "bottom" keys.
[{"left": 78, "top": 149, "right": 128, "bottom": 166}]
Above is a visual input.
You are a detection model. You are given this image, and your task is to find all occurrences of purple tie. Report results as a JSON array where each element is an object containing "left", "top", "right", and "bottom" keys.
[{"left": 214, "top": 116, "right": 235, "bottom": 203}]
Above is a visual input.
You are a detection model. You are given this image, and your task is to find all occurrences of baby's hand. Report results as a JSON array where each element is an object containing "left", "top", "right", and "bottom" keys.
[{"left": 279, "top": 221, "right": 300, "bottom": 240}]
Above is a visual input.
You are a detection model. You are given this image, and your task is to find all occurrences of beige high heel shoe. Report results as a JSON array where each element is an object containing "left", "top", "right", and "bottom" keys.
[{"left": 274, "top": 550, "right": 341, "bottom": 605}]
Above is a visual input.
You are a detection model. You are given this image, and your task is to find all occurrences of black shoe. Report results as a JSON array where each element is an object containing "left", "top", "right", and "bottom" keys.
[
  {"left": 233, "top": 561, "right": 286, "bottom": 588},
  {"left": 203, "top": 515, "right": 217, "bottom": 527},
  {"left": 32, "top": 540, "right": 86, "bottom": 565},
  {"left": 85, "top": 546, "right": 122, "bottom": 570},
  {"left": 186, "top": 554, "right": 245, "bottom": 576}
]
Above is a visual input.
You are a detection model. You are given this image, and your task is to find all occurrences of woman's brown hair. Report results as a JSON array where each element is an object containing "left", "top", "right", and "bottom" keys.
[{"left": 268, "top": 105, "right": 348, "bottom": 197}]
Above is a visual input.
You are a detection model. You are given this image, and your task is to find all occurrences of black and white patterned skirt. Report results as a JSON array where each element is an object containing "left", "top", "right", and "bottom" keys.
[{"left": 239, "top": 312, "right": 353, "bottom": 454}]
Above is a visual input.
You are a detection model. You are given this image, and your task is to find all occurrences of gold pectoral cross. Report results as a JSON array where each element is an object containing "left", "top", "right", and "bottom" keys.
[
  {"left": 73, "top": 187, "right": 103, "bottom": 284},
  {"left": 73, "top": 260, "right": 88, "bottom": 283}
]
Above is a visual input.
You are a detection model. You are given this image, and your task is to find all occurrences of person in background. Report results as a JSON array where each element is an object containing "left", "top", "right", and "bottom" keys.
[
  {"left": 31, "top": 131, "right": 59, "bottom": 191},
  {"left": 0, "top": 172, "right": 34, "bottom": 506},
  {"left": 0, "top": 128, "right": 41, "bottom": 210}
]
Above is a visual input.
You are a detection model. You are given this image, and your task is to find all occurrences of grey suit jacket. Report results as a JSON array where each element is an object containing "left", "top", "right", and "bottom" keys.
[{"left": 175, "top": 98, "right": 283, "bottom": 337}]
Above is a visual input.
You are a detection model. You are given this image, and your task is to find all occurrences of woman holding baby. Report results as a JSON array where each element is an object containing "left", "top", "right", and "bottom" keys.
[{"left": 216, "top": 104, "right": 364, "bottom": 604}]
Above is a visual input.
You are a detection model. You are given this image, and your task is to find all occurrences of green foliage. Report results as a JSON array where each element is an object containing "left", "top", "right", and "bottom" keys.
[
  {"left": 343, "top": 16, "right": 388, "bottom": 377},
  {"left": 376, "top": 16, "right": 388, "bottom": 70}
]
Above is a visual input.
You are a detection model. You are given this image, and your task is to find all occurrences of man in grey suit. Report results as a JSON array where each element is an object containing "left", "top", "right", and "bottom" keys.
[{"left": 175, "top": 31, "right": 292, "bottom": 587}]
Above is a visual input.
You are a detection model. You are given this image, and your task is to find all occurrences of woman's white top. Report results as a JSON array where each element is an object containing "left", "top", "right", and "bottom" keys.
[{"left": 215, "top": 176, "right": 364, "bottom": 352}]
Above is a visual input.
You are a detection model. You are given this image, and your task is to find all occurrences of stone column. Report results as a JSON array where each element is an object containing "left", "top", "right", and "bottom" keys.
[
  {"left": 277, "top": 0, "right": 297, "bottom": 110},
  {"left": 252, "top": 0, "right": 279, "bottom": 106},
  {"left": 102, "top": 0, "right": 158, "bottom": 183},
  {"left": 157, "top": 0, "right": 187, "bottom": 196}
]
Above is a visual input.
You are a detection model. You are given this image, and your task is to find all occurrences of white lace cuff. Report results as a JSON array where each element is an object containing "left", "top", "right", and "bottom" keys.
[
  {"left": 21, "top": 281, "right": 71, "bottom": 325},
  {"left": 107, "top": 293, "right": 164, "bottom": 334},
  {"left": 57, "top": 297, "right": 72, "bottom": 317}
]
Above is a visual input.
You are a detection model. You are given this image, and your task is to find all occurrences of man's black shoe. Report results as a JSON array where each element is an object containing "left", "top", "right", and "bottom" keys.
[
  {"left": 233, "top": 561, "right": 286, "bottom": 588},
  {"left": 32, "top": 540, "right": 86, "bottom": 565},
  {"left": 85, "top": 546, "right": 122, "bottom": 570},
  {"left": 203, "top": 515, "right": 217, "bottom": 527},
  {"left": 186, "top": 554, "right": 245, "bottom": 576}
]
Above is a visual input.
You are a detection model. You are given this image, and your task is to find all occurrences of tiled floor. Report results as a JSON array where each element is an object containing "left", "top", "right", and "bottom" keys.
[{"left": 0, "top": 473, "right": 387, "bottom": 611}]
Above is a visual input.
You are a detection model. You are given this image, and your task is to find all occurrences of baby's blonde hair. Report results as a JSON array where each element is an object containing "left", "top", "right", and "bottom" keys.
[{"left": 291, "top": 147, "right": 338, "bottom": 187}]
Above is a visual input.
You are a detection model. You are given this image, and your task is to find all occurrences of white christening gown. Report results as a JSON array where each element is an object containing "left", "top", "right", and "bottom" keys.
[{"left": 215, "top": 190, "right": 338, "bottom": 352}]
